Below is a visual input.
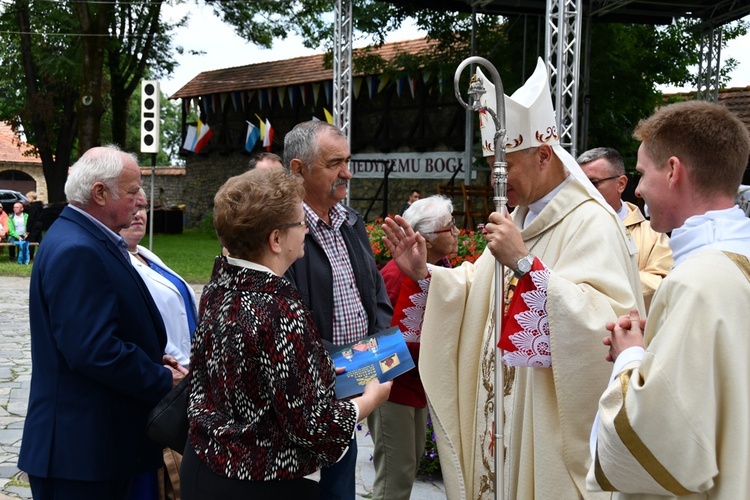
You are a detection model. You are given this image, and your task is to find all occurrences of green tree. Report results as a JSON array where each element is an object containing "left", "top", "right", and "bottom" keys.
[
  {"left": 581, "top": 18, "right": 747, "bottom": 167},
  {"left": 0, "top": 0, "right": 80, "bottom": 203}
]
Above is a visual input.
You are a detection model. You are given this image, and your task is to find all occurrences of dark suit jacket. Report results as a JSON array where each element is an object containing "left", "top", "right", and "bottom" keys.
[
  {"left": 19, "top": 206, "right": 173, "bottom": 481},
  {"left": 284, "top": 206, "right": 392, "bottom": 347}
]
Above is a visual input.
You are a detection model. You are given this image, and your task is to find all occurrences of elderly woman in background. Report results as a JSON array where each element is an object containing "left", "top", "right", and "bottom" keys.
[
  {"left": 182, "top": 168, "right": 391, "bottom": 499},
  {"left": 121, "top": 195, "right": 197, "bottom": 367},
  {"left": 369, "top": 195, "right": 458, "bottom": 500},
  {"left": 120, "top": 194, "right": 197, "bottom": 500}
]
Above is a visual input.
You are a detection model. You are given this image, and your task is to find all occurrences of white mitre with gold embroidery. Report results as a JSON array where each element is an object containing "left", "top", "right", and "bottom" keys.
[{"left": 483, "top": 57, "right": 636, "bottom": 253}]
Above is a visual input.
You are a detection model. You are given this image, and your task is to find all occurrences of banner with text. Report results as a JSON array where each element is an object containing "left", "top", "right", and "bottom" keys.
[{"left": 351, "top": 152, "right": 470, "bottom": 179}]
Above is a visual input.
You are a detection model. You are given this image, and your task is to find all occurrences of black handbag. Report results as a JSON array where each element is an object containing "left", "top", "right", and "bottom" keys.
[{"left": 147, "top": 373, "right": 190, "bottom": 453}]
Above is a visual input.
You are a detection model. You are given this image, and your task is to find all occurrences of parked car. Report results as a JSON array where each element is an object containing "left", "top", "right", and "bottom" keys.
[{"left": 0, "top": 189, "right": 28, "bottom": 214}]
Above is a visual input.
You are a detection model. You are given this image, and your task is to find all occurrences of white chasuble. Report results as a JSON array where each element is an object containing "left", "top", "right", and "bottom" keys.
[{"left": 420, "top": 179, "right": 643, "bottom": 499}]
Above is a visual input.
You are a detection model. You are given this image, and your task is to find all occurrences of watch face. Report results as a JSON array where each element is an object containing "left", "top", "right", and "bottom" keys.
[{"left": 518, "top": 256, "right": 532, "bottom": 273}]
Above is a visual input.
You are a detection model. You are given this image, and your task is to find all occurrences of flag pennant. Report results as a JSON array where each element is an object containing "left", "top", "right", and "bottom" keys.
[
  {"left": 353, "top": 77, "right": 363, "bottom": 99},
  {"left": 256, "top": 114, "right": 266, "bottom": 140},
  {"left": 245, "top": 121, "right": 260, "bottom": 153},
  {"left": 194, "top": 120, "right": 213, "bottom": 153},
  {"left": 324, "top": 81, "right": 332, "bottom": 105},
  {"left": 367, "top": 76, "right": 378, "bottom": 99},
  {"left": 231, "top": 92, "right": 242, "bottom": 112},
  {"left": 277, "top": 87, "right": 286, "bottom": 108},
  {"left": 323, "top": 108, "right": 334, "bottom": 125},
  {"left": 289, "top": 86, "right": 298, "bottom": 108},
  {"left": 408, "top": 76, "right": 418, "bottom": 99},
  {"left": 202, "top": 96, "right": 211, "bottom": 115},
  {"left": 312, "top": 83, "right": 321, "bottom": 106},
  {"left": 263, "top": 119, "right": 274, "bottom": 152},
  {"left": 183, "top": 125, "right": 197, "bottom": 152},
  {"left": 258, "top": 89, "right": 267, "bottom": 110},
  {"left": 300, "top": 85, "right": 308, "bottom": 106},
  {"left": 219, "top": 93, "right": 227, "bottom": 112},
  {"left": 267, "top": 88, "right": 274, "bottom": 108},
  {"left": 396, "top": 77, "right": 406, "bottom": 98},
  {"left": 423, "top": 71, "right": 432, "bottom": 84},
  {"left": 377, "top": 74, "right": 391, "bottom": 93}
]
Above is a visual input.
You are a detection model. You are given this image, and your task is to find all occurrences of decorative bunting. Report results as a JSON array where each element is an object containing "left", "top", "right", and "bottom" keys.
[
  {"left": 277, "top": 87, "right": 286, "bottom": 108},
  {"left": 353, "top": 77, "right": 363, "bottom": 99},
  {"left": 367, "top": 75, "right": 378, "bottom": 99},
  {"left": 324, "top": 108, "right": 334, "bottom": 125},
  {"left": 324, "top": 81, "right": 332, "bottom": 105},
  {"left": 219, "top": 93, "right": 227, "bottom": 112},
  {"left": 246, "top": 90, "right": 256, "bottom": 108},
  {"left": 203, "top": 95, "right": 212, "bottom": 115},
  {"left": 312, "top": 83, "right": 321, "bottom": 106},
  {"left": 300, "top": 84, "right": 308, "bottom": 106},
  {"left": 231, "top": 91, "right": 242, "bottom": 112},
  {"left": 423, "top": 71, "right": 432, "bottom": 84},
  {"left": 289, "top": 86, "right": 298, "bottom": 108},
  {"left": 258, "top": 89, "right": 267, "bottom": 110},
  {"left": 408, "top": 76, "right": 417, "bottom": 99},
  {"left": 396, "top": 76, "right": 406, "bottom": 98},
  {"left": 377, "top": 74, "right": 391, "bottom": 93}
]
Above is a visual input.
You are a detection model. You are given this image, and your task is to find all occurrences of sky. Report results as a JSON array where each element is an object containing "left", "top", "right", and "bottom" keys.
[{"left": 161, "top": 5, "right": 750, "bottom": 98}]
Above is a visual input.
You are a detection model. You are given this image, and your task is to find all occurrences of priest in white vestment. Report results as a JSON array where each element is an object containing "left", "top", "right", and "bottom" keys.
[
  {"left": 382, "top": 59, "right": 644, "bottom": 499},
  {"left": 587, "top": 101, "right": 750, "bottom": 499},
  {"left": 577, "top": 147, "right": 673, "bottom": 312}
]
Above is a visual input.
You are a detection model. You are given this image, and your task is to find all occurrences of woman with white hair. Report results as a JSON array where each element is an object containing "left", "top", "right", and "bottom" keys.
[{"left": 369, "top": 195, "right": 458, "bottom": 500}]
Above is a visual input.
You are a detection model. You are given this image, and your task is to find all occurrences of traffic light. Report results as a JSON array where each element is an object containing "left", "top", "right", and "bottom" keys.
[{"left": 140, "top": 80, "right": 160, "bottom": 154}]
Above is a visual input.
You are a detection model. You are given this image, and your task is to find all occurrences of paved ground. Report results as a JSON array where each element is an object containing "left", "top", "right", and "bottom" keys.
[{"left": 0, "top": 276, "right": 445, "bottom": 499}]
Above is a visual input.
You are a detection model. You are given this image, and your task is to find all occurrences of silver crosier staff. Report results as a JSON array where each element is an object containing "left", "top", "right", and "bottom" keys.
[{"left": 454, "top": 56, "right": 508, "bottom": 500}]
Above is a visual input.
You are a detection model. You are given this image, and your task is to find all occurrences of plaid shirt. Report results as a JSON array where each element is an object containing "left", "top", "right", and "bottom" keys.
[{"left": 303, "top": 202, "right": 368, "bottom": 345}]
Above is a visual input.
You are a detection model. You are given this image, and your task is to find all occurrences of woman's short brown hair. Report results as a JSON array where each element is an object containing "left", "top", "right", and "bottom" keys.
[{"left": 214, "top": 168, "right": 305, "bottom": 260}]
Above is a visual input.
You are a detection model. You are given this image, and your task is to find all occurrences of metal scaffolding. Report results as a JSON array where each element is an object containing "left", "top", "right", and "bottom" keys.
[
  {"left": 697, "top": 26, "right": 723, "bottom": 102},
  {"left": 333, "top": 0, "right": 354, "bottom": 139},
  {"left": 545, "top": 0, "right": 582, "bottom": 158}
]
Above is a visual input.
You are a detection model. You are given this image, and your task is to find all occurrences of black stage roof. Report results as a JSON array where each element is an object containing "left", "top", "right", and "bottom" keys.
[{"left": 379, "top": 0, "right": 750, "bottom": 29}]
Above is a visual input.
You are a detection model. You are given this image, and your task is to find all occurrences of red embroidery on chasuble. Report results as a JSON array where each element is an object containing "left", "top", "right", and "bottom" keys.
[{"left": 499, "top": 258, "right": 552, "bottom": 367}]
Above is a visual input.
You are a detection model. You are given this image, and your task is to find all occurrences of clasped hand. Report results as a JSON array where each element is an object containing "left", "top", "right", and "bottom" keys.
[
  {"left": 163, "top": 354, "right": 188, "bottom": 387},
  {"left": 603, "top": 309, "right": 647, "bottom": 362}
]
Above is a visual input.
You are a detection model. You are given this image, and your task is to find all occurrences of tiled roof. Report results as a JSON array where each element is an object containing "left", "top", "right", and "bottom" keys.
[
  {"left": 170, "top": 37, "right": 435, "bottom": 99},
  {"left": 665, "top": 86, "right": 750, "bottom": 131},
  {"left": 719, "top": 86, "right": 750, "bottom": 132},
  {"left": 0, "top": 122, "right": 41, "bottom": 165}
]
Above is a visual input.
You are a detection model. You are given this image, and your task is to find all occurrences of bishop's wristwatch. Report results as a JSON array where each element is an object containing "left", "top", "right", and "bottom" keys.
[{"left": 513, "top": 254, "right": 534, "bottom": 279}]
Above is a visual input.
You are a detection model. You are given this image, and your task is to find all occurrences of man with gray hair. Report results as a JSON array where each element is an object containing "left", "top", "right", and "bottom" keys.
[
  {"left": 578, "top": 147, "right": 672, "bottom": 311},
  {"left": 19, "top": 145, "right": 187, "bottom": 499},
  {"left": 283, "top": 120, "right": 393, "bottom": 499}
]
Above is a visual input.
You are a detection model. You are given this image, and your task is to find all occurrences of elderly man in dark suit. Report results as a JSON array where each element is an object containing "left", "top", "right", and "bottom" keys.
[{"left": 18, "top": 145, "right": 187, "bottom": 500}]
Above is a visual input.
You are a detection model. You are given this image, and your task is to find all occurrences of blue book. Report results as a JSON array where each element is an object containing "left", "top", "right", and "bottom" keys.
[{"left": 328, "top": 326, "right": 415, "bottom": 399}]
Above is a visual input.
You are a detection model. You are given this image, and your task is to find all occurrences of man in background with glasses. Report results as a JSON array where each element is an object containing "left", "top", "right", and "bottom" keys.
[
  {"left": 283, "top": 121, "right": 393, "bottom": 500},
  {"left": 578, "top": 147, "right": 673, "bottom": 311}
]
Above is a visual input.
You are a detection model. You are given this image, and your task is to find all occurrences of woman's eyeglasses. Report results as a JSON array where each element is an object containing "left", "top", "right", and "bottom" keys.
[
  {"left": 277, "top": 219, "right": 308, "bottom": 230},
  {"left": 429, "top": 217, "right": 458, "bottom": 234}
]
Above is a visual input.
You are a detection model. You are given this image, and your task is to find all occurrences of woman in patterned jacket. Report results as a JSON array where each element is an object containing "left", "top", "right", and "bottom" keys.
[{"left": 181, "top": 168, "right": 391, "bottom": 499}]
